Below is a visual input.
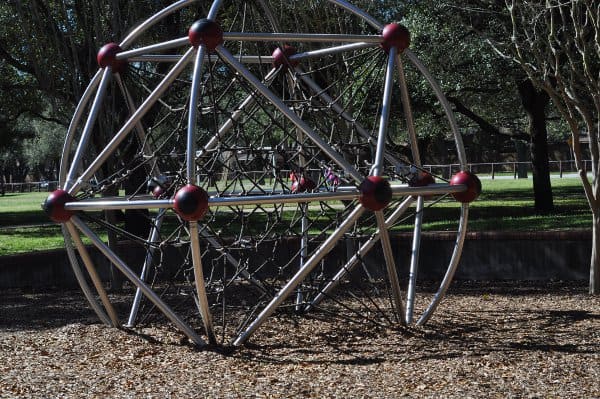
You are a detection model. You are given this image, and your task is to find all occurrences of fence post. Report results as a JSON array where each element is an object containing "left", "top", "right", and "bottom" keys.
[
  {"left": 559, "top": 160, "right": 563, "bottom": 178},
  {"left": 491, "top": 163, "right": 495, "bottom": 180},
  {"left": 513, "top": 163, "right": 517, "bottom": 179}
]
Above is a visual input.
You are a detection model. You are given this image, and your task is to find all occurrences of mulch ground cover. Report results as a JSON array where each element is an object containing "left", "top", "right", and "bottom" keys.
[{"left": 0, "top": 281, "right": 598, "bottom": 398}]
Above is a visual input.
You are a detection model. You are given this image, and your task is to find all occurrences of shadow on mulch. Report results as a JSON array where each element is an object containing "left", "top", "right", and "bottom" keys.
[{"left": 1, "top": 282, "right": 597, "bottom": 365}]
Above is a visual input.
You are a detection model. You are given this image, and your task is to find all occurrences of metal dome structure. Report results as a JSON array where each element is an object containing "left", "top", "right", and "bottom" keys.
[{"left": 46, "top": 0, "right": 481, "bottom": 348}]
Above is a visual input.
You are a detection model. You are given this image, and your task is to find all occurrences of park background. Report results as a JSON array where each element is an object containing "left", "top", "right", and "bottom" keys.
[{"left": 0, "top": 1, "right": 598, "bottom": 398}]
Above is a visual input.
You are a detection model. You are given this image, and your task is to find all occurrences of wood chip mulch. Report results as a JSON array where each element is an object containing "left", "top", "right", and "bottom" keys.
[{"left": 1, "top": 282, "right": 598, "bottom": 398}]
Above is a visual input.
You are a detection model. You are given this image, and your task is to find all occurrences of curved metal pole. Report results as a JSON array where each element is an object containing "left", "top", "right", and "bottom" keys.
[
  {"left": 62, "top": 225, "right": 111, "bottom": 326},
  {"left": 65, "top": 68, "right": 113, "bottom": 191},
  {"left": 404, "top": 49, "right": 467, "bottom": 168},
  {"left": 327, "top": 0, "right": 383, "bottom": 30},
  {"left": 216, "top": 45, "right": 364, "bottom": 184},
  {"left": 60, "top": 70, "right": 102, "bottom": 187},
  {"left": 207, "top": 0, "right": 223, "bottom": 20},
  {"left": 120, "top": 0, "right": 196, "bottom": 49},
  {"left": 233, "top": 205, "right": 365, "bottom": 346},
  {"left": 117, "top": 38, "right": 190, "bottom": 60},
  {"left": 416, "top": 204, "right": 469, "bottom": 326},
  {"left": 65, "top": 222, "right": 120, "bottom": 327},
  {"left": 71, "top": 216, "right": 206, "bottom": 346},
  {"left": 69, "top": 48, "right": 195, "bottom": 195}
]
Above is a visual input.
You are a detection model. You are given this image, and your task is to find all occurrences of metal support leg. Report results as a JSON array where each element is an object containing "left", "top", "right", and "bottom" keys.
[
  {"left": 62, "top": 225, "right": 111, "bottom": 326},
  {"left": 71, "top": 216, "right": 206, "bottom": 347},
  {"left": 126, "top": 209, "right": 166, "bottom": 327},
  {"left": 189, "top": 221, "right": 217, "bottom": 344},
  {"left": 405, "top": 195, "right": 424, "bottom": 324},
  {"left": 65, "top": 222, "right": 120, "bottom": 327},
  {"left": 375, "top": 211, "right": 406, "bottom": 323}
]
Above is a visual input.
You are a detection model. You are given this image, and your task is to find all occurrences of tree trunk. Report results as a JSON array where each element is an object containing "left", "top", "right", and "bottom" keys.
[
  {"left": 517, "top": 79, "right": 553, "bottom": 214},
  {"left": 591, "top": 212, "right": 600, "bottom": 294}
]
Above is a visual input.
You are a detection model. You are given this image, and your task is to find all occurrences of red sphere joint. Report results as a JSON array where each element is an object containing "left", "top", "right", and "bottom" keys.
[
  {"left": 359, "top": 176, "right": 392, "bottom": 211},
  {"left": 450, "top": 171, "right": 482, "bottom": 203},
  {"left": 291, "top": 176, "right": 316, "bottom": 193},
  {"left": 42, "top": 189, "right": 75, "bottom": 223},
  {"left": 152, "top": 185, "right": 166, "bottom": 199},
  {"left": 272, "top": 45, "right": 298, "bottom": 70},
  {"left": 189, "top": 19, "right": 224, "bottom": 51},
  {"left": 97, "top": 43, "right": 128, "bottom": 73},
  {"left": 381, "top": 23, "right": 411, "bottom": 53},
  {"left": 410, "top": 171, "right": 435, "bottom": 187},
  {"left": 174, "top": 184, "right": 209, "bottom": 221}
]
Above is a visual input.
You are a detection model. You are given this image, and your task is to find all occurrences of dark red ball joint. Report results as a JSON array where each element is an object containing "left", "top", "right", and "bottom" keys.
[
  {"left": 450, "top": 171, "right": 482, "bottom": 203},
  {"left": 291, "top": 176, "right": 316, "bottom": 193},
  {"left": 381, "top": 23, "right": 411, "bottom": 53},
  {"left": 189, "top": 19, "right": 224, "bottom": 51},
  {"left": 359, "top": 176, "right": 393, "bottom": 211},
  {"left": 272, "top": 45, "right": 298, "bottom": 70},
  {"left": 42, "top": 190, "right": 75, "bottom": 223},
  {"left": 173, "top": 184, "right": 209, "bottom": 221},
  {"left": 409, "top": 171, "right": 435, "bottom": 187},
  {"left": 97, "top": 43, "right": 128, "bottom": 74}
]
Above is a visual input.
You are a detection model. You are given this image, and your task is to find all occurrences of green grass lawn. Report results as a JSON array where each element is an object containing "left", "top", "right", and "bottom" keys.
[{"left": 0, "top": 177, "right": 591, "bottom": 256}]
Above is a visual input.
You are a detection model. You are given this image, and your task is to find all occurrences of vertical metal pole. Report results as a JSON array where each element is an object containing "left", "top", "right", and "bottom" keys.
[
  {"left": 371, "top": 48, "right": 406, "bottom": 322},
  {"left": 372, "top": 48, "right": 397, "bottom": 176},
  {"left": 307, "top": 197, "right": 414, "bottom": 310},
  {"left": 71, "top": 216, "right": 206, "bottom": 346},
  {"left": 297, "top": 203, "right": 309, "bottom": 311},
  {"left": 405, "top": 195, "right": 424, "bottom": 324},
  {"left": 65, "top": 222, "right": 120, "bottom": 327},
  {"left": 233, "top": 205, "right": 365, "bottom": 346},
  {"left": 126, "top": 209, "right": 165, "bottom": 327}
]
